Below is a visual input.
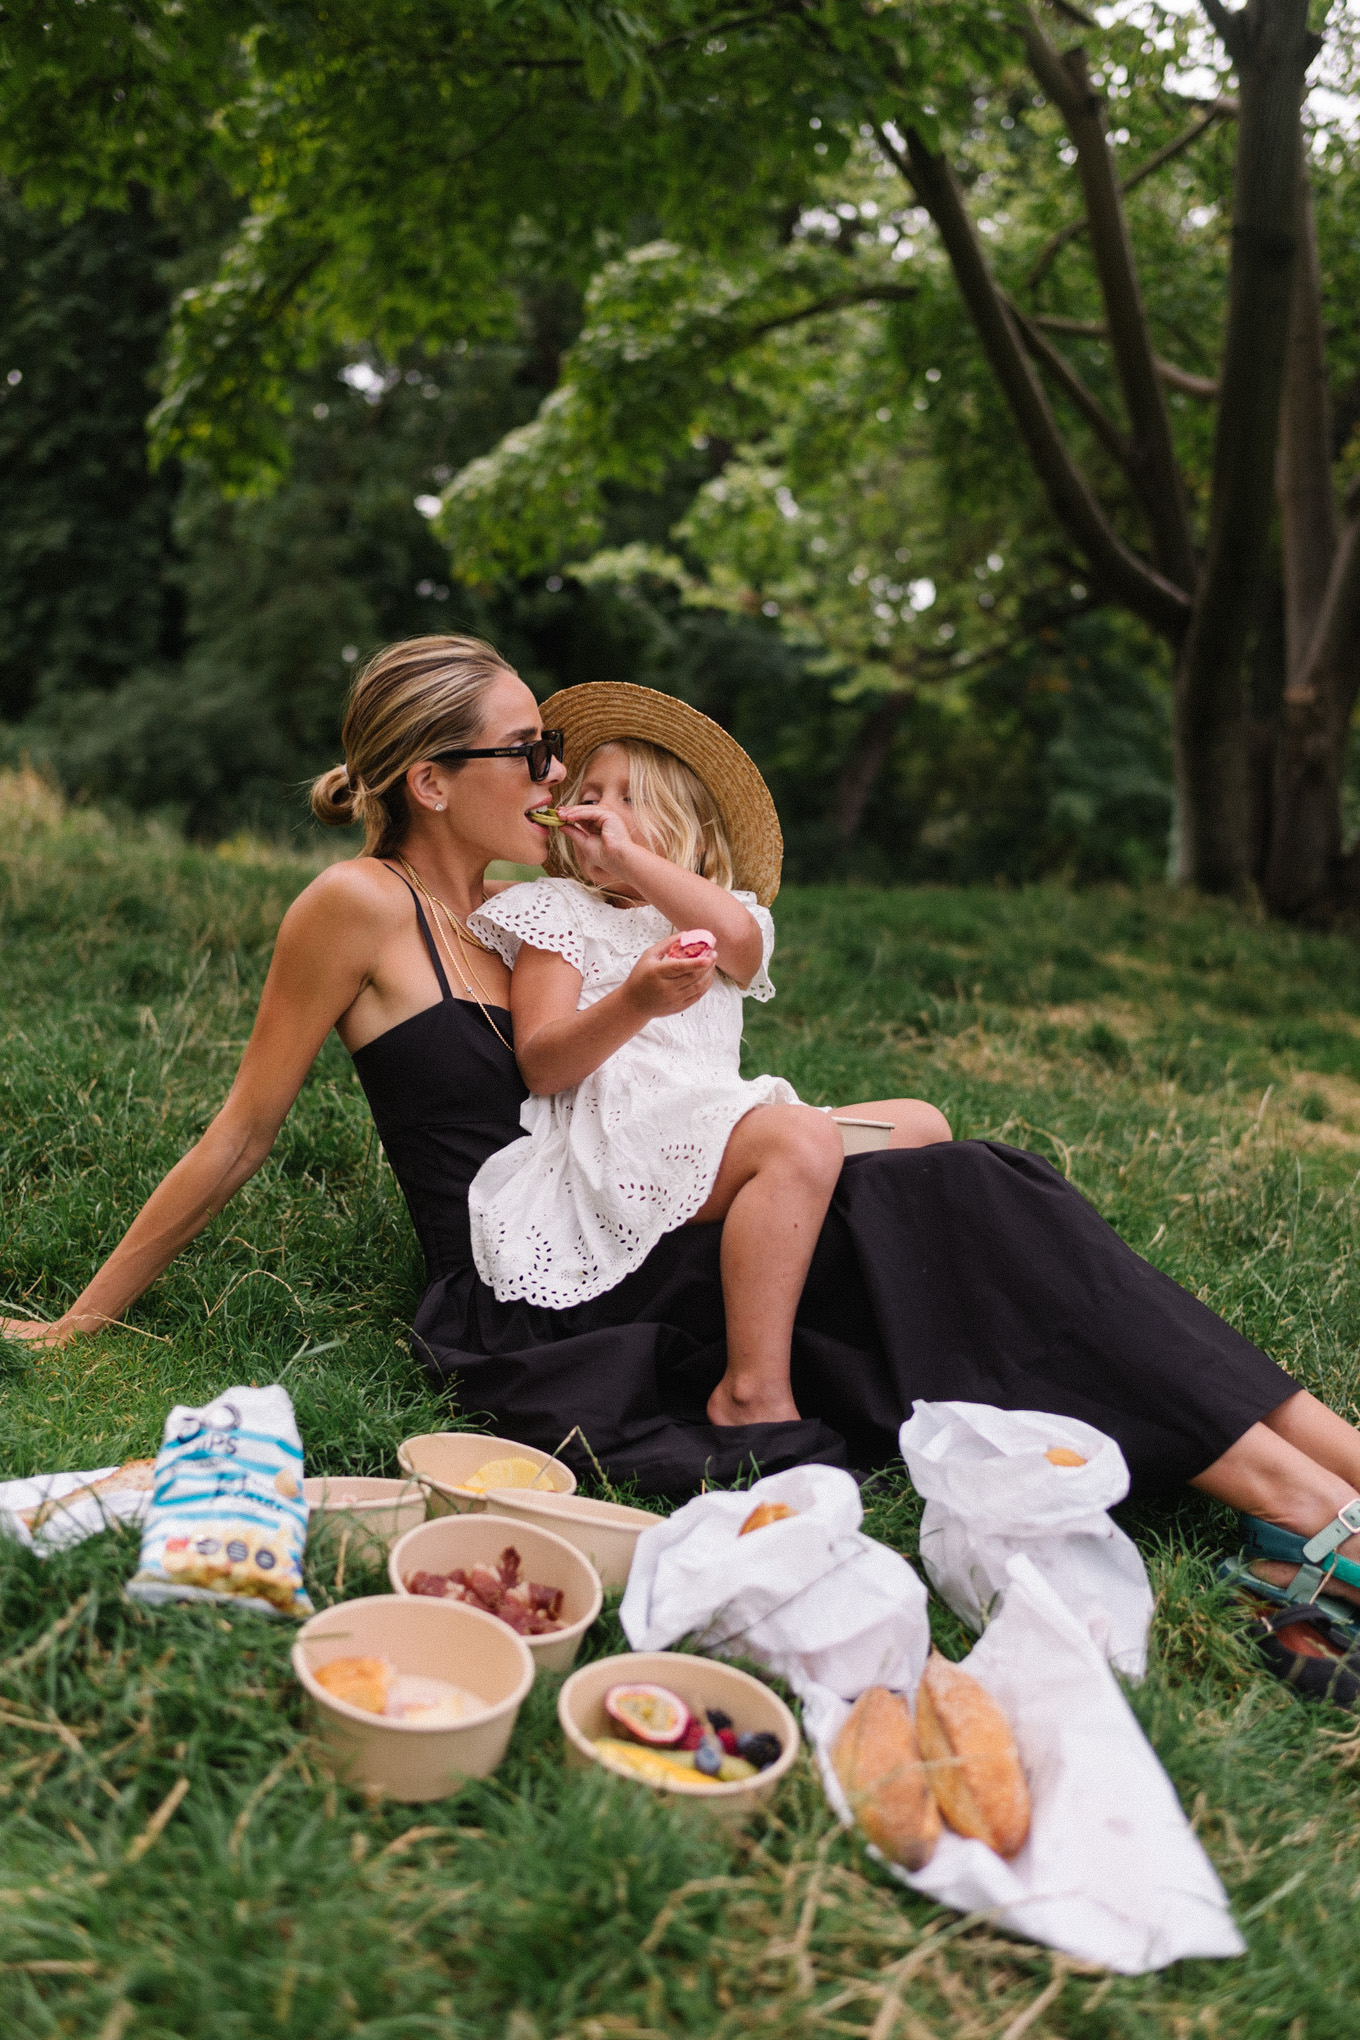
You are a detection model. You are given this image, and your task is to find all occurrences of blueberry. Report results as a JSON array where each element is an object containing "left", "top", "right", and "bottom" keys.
[
  {"left": 706, "top": 1708, "right": 733, "bottom": 1732},
  {"left": 735, "top": 1731, "right": 782, "bottom": 1770},
  {"left": 693, "top": 1733, "right": 724, "bottom": 1777}
]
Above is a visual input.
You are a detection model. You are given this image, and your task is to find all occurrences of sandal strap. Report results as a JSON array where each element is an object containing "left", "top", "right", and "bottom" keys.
[{"left": 1302, "top": 1498, "right": 1360, "bottom": 1565}]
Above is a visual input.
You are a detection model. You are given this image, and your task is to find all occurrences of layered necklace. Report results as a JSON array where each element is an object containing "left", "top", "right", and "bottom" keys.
[{"left": 395, "top": 856, "right": 513, "bottom": 1052}]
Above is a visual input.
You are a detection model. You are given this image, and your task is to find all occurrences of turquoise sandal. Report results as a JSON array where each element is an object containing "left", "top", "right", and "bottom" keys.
[{"left": 1217, "top": 1502, "right": 1360, "bottom": 1639}]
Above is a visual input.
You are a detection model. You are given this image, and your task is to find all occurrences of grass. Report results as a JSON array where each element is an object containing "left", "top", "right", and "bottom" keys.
[{"left": 3, "top": 791, "right": 1360, "bottom": 2038}]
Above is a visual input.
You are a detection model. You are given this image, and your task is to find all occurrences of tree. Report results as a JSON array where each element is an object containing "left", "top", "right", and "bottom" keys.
[{"left": 2, "top": 0, "right": 1355, "bottom": 912}]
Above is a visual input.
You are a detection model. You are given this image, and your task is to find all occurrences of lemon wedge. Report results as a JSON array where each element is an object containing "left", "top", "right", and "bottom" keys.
[{"left": 461, "top": 1455, "right": 549, "bottom": 1493}]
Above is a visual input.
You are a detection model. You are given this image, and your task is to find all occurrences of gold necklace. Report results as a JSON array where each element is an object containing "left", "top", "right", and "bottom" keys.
[{"left": 393, "top": 858, "right": 514, "bottom": 1053}]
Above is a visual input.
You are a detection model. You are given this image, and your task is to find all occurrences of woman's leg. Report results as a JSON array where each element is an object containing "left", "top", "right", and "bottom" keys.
[
  {"left": 688, "top": 1104, "right": 844, "bottom": 1427},
  {"left": 832, "top": 1096, "right": 953, "bottom": 1148},
  {"left": 1192, "top": 1403, "right": 1360, "bottom": 1604}
]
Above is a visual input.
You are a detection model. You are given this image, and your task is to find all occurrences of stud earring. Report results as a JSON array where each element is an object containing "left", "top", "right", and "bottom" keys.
[{"left": 435, "top": 802, "right": 446, "bottom": 811}]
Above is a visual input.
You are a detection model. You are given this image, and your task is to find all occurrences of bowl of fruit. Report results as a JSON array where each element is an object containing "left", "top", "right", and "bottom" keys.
[
  {"left": 292, "top": 1593, "right": 534, "bottom": 1801},
  {"left": 388, "top": 1512, "right": 603, "bottom": 1674},
  {"left": 396, "top": 1432, "right": 577, "bottom": 1516},
  {"left": 557, "top": 1651, "right": 798, "bottom": 1821}
]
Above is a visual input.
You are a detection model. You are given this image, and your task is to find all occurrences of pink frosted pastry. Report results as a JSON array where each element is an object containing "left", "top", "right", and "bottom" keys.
[{"left": 668, "top": 928, "right": 717, "bottom": 960}]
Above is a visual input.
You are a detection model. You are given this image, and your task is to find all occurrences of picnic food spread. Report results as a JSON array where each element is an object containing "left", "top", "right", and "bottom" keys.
[
  {"left": 405, "top": 1544, "right": 567, "bottom": 1635},
  {"left": 314, "top": 1654, "right": 480, "bottom": 1725},
  {"left": 593, "top": 1682, "right": 785, "bottom": 1790},
  {"left": 459, "top": 1456, "right": 547, "bottom": 1493},
  {"left": 738, "top": 1500, "right": 797, "bottom": 1535},
  {"left": 832, "top": 1656, "right": 1030, "bottom": 1868}
]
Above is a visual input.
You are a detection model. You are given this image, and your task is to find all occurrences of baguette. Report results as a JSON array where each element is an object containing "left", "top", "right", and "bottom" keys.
[
  {"left": 25, "top": 1458, "right": 157, "bottom": 1534},
  {"left": 738, "top": 1500, "right": 797, "bottom": 1536},
  {"left": 831, "top": 1685, "right": 940, "bottom": 1870},
  {"left": 915, "top": 1650, "right": 1030, "bottom": 1859}
]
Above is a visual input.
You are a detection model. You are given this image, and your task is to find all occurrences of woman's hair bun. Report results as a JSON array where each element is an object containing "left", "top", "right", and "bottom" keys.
[{"left": 310, "top": 762, "right": 357, "bottom": 828}]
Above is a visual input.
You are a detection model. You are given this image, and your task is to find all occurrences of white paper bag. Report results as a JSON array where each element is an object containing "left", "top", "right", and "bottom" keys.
[
  {"left": 899, "top": 1401, "right": 1154, "bottom": 1678},
  {"left": 813, "top": 1557, "right": 1244, "bottom": 1974},
  {"left": 620, "top": 1465, "right": 930, "bottom": 1704},
  {"left": 0, "top": 1465, "right": 153, "bottom": 1556}
]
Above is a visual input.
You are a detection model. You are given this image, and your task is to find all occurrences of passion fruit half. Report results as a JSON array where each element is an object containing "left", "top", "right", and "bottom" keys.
[{"left": 603, "top": 1681, "right": 690, "bottom": 1747}]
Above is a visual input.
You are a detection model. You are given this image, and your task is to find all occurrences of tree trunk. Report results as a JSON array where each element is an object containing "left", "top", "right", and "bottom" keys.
[
  {"left": 1172, "top": 0, "right": 1318, "bottom": 892},
  {"left": 831, "top": 694, "right": 911, "bottom": 840}
]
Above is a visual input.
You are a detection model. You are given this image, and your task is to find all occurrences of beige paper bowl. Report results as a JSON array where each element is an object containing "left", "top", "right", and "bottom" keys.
[
  {"left": 557, "top": 1650, "right": 799, "bottom": 1823},
  {"left": 834, "top": 1116, "right": 895, "bottom": 1155},
  {"left": 293, "top": 1593, "right": 533, "bottom": 1801},
  {"left": 303, "top": 1477, "right": 427, "bottom": 1566},
  {"left": 471, "top": 1489, "right": 662, "bottom": 1592},
  {"left": 396, "top": 1432, "right": 578, "bottom": 1516},
  {"left": 388, "top": 1513, "right": 603, "bottom": 1674}
]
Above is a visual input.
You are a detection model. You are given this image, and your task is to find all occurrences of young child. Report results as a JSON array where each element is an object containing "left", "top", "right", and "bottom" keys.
[{"left": 466, "top": 696, "right": 844, "bottom": 1429}]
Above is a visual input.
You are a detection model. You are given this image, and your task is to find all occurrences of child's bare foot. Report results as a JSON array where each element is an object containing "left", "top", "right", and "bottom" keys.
[{"left": 707, "top": 1379, "right": 802, "bottom": 1427}]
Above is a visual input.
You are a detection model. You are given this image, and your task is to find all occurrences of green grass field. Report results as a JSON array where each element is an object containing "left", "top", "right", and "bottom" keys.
[{"left": 3, "top": 787, "right": 1360, "bottom": 2040}]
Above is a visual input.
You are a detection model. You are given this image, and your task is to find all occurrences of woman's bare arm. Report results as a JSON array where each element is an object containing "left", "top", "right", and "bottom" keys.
[{"left": 1, "top": 866, "right": 388, "bottom": 1346}]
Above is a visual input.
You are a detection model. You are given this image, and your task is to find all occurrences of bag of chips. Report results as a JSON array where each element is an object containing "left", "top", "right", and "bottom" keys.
[{"left": 126, "top": 1384, "right": 312, "bottom": 1619}]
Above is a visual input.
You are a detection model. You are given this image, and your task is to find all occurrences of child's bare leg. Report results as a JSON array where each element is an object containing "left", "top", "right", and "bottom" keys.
[
  {"left": 687, "top": 1105, "right": 844, "bottom": 1426},
  {"left": 832, "top": 1097, "right": 952, "bottom": 1147}
]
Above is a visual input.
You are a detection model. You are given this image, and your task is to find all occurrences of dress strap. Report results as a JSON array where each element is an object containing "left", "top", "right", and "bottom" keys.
[{"left": 383, "top": 864, "right": 455, "bottom": 1004}]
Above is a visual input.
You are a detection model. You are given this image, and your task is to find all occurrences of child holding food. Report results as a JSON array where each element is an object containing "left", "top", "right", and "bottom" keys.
[{"left": 463, "top": 682, "right": 845, "bottom": 1430}]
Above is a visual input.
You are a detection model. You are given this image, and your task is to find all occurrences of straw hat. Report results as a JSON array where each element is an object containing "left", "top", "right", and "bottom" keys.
[{"left": 536, "top": 682, "right": 783, "bottom": 906}]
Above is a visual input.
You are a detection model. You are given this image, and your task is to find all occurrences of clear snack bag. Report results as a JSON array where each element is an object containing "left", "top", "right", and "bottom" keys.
[{"left": 127, "top": 1385, "right": 313, "bottom": 1619}]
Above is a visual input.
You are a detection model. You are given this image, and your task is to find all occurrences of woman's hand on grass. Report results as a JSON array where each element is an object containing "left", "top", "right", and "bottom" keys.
[{"left": 0, "top": 1315, "right": 74, "bottom": 1348}]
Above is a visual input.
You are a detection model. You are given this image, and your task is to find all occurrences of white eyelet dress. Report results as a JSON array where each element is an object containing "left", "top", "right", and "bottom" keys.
[{"left": 464, "top": 877, "right": 800, "bottom": 1309}]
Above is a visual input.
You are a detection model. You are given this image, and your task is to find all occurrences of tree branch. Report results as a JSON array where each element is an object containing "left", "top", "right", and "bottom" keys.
[
  {"left": 1007, "top": 299, "right": 1134, "bottom": 475},
  {"left": 1022, "top": 10, "right": 1197, "bottom": 592},
  {"left": 1200, "top": 0, "right": 1248, "bottom": 64},
  {"left": 1030, "top": 317, "right": 1218, "bottom": 398},
  {"left": 881, "top": 121, "right": 1191, "bottom": 639},
  {"left": 1025, "top": 99, "right": 1236, "bottom": 291},
  {"left": 743, "top": 283, "right": 916, "bottom": 341}
]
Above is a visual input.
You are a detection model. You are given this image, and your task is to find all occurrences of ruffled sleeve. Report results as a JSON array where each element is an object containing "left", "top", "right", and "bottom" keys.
[
  {"left": 733, "top": 890, "right": 777, "bottom": 1002},
  {"left": 468, "top": 878, "right": 588, "bottom": 975}
]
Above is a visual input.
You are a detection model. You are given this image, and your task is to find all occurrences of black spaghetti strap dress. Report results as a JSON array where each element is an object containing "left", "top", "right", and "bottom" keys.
[{"left": 351, "top": 884, "right": 1297, "bottom": 1502}]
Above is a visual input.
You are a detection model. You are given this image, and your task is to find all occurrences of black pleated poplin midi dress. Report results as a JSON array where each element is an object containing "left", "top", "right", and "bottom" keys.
[{"left": 353, "top": 888, "right": 1297, "bottom": 1502}]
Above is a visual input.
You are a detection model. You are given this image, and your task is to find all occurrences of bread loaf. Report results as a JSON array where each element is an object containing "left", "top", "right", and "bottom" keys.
[
  {"left": 831, "top": 1685, "right": 940, "bottom": 1869},
  {"left": 915, "top": 1650, "right": 1030, "bottom": 1858},
  {"left": 738, "top": 1500, "right": 797, "bottom": 1535},
  {"left": 26, "top": 1458, "right": 157, "bottom": 1533}
]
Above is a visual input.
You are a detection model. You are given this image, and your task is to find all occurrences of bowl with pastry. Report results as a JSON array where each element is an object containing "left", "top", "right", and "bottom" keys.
[
  {"left": 388, "top": 1512, "right": 603, "bottom": 1674},
  {"left": 557, "top": 1650, "right": 799, "bottom": 1823},
  {"left": 292, "top": 1592, "right": 534, "bottom": 1800},
  {"left": 303, "top": 1475, "right": 427, "bottom": 1567},
  {"left": 468, "top": 1489, "right": 662, "bottom": 1592},
  {"left": 396, "top": 1432, "right": 577, "bottom": 1517}
]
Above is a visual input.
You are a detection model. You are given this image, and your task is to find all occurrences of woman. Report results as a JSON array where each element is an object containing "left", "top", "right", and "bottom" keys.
[{"left": 6, "top": 635, "right": 1360, "bottom": 1628}]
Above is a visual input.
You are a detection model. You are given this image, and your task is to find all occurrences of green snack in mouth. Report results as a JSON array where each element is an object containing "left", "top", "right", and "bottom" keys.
[{"left": 528, "top": 806, "right": 564, "bottom": 827}]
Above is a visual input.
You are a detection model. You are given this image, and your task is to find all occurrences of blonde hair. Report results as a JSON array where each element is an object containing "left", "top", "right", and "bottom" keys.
[
  {"left": 552, "top": 738, "right": 736, "bottom": 893},
  {"left": 311, "top": 634, "right": 513, "bottom": 855}
]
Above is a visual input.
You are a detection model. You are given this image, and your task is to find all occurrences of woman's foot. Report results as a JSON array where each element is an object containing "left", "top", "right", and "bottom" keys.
[
  {"left": 1248, "top": 1557, "right": 1360, "bottom": 1611},
  {"left": 707, "top": 1379, "right": 802, "bottom": 1427}
]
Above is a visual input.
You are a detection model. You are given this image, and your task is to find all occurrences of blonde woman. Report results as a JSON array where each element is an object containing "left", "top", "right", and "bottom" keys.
[{"left": 10, "top": 635, "right": 1360, "bottom": 1670}]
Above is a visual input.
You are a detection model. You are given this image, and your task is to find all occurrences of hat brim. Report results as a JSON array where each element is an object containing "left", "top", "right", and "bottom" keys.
[{"left": 535, "top": 682, "right": 783, "bottom": 906}]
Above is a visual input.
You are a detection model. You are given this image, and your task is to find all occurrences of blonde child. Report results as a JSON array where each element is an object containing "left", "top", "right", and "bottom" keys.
[{"left": 466, "top": 697, "right": 844, "bottom": 1429}]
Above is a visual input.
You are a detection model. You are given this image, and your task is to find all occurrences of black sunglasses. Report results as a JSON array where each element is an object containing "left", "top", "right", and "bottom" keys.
[{"left": 430, "top": 729, "right": 564, "bottom": 783}]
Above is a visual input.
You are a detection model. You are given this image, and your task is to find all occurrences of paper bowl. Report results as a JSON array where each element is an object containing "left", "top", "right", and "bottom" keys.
[
  {"left": 557, "top": 1650, "right": 799, "bottom": 1822},
  {"left": 293, "top": 1593, "right": 533, "bottom": 1801},
  {"left": 388, "top": 1512, "right": 603, "bottom": 1674},
  {"left": 303, "top": 1477, "right": 427, "bottom": 1565},
  {"left": 396, "top": 1432, "right": 578, "bottom": 1516},
  {"left": 473, "top": 1489, "right": 662, "bottom": 1591},
  {"left": 834, "top": 1117, "right": 895, "bottom": 1155}
]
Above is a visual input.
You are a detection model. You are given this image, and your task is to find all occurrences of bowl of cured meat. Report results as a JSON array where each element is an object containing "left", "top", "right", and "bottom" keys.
[
  {"left": 292, "top": 1593, "right": 534, "bottom": 1800},
  {"left": 387, "top": 1513, "right": 604, "bottom": 1674},
  {"left": 396, "top": 1432, "right": 577, "bottom": 1516}
]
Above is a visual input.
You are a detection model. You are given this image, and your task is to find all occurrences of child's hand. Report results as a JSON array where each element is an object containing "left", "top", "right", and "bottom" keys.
[
  {"left": 622, "top": 938, "right": 716, "bottom": 1021},
  {"left": 555, "top": 803, "right": 643, "bottom": 887}
]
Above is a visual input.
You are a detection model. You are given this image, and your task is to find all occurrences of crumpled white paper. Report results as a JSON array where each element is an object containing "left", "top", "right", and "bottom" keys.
[
  {"left": 899, "top": 1401, "right": 1155, "bottom": 1679},
  {"left": 620, "top": 1464, "right": 930, "bottom": 1705},
  {"left": 812, "top": 1556, "right": 1244, "bottom": 1975},
  {"left": 0, "top": 1466, "right": 152, "bottom": 1556}
]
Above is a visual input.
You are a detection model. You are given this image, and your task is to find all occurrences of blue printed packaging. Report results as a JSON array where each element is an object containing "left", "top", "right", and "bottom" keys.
[{"left": 127, "top": 1385, "right": 313, "bottom": 1619}]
